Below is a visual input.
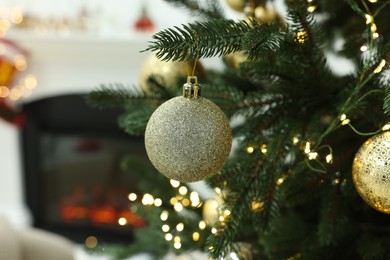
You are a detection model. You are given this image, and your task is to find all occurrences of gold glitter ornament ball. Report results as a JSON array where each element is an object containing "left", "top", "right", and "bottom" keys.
[
  {"left": 139, "top": 53, "right": 187, "bottom": 94},
  {"left": 352, "top": 131, "right": 390, "bottom": 214},
  {"left": 145, "top": 89, "right": 232, "bottom": 182},
  {"left": 225, "top": 0, "right": 245, "bottom": 12}
]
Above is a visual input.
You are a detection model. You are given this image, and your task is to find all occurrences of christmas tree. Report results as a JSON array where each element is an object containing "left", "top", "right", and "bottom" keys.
[{"left": 88, "top": 0, "right": 390, "bottom": 259}]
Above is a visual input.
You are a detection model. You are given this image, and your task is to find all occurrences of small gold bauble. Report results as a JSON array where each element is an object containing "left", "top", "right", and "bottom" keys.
[
  {"left": 352, "top": 131, "right": 390, "bottom": 214},
  {"left": 145, "top": 96, "right": 232, "bottom": 182},
  {"left": 225, "top": 0, "right": 246, "bottom": 12},
  {"left": 139, "top": 53, "right": 187, "bottom": 94},
  {"left": 203, "top": 196, "right": 224, "bottom": 226}
]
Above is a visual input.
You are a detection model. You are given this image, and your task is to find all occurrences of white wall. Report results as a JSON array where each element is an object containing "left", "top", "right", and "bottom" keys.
[{"left": 0, "top": 0, "right": 245, "bottom": 227}]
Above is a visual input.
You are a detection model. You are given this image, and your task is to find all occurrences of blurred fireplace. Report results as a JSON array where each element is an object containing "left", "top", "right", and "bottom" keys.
[{"left": 20, "top": 94, "right": 151, "bottom": 244}]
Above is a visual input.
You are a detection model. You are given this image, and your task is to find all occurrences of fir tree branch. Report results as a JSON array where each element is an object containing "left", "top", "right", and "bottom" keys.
[
  {"left": 144, "top": 20, "right": 252, "bottom": 62},
  {"left": 242, "top": 22, "right": 286, "bottom": 61}
]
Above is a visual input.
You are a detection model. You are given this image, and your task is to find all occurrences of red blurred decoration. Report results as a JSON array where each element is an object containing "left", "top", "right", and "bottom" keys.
[
  {"left": 134, "top": 5, "right": 154, "bottom": 32},
  {"left": 0, "top": 99, "right": 25, "bottom": 127}
]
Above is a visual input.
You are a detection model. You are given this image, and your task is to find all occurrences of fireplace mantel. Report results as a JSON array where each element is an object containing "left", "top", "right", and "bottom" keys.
[{"left": 7, "top": 30, "right": 152, "bottom": 102}]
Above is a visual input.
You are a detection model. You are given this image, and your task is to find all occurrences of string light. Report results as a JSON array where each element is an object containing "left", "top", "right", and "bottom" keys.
[
  {"left": 23, "top": 74, "right": 37, "bottom": 89},
  {"left": 251, "top": 201, "right": 264, "bottom": 211},
  {"left": 170, "top": 197, "right": 178, "bottom": 205},
  {"left": 304, "top": 142, "right": 311, "bottom": 154},
  {"left": 218, "top": 215, "right": 225, "bottom": 222},
  {"left": 308, "top": 152, "right": 318, "bottom": 160},
  {"left": 174, "top": 236, "right": 181, "bottom": 243},
  {"left": 0, "top": 86, "right": 9, "bottom": 98},
  {"left": 176, "top": 223, "right": 184, "bottom": 232},
  {"left": 154, "top": 198, "right": 163, "bottom": 207},
  {"left": 192, "top": 232, "right": 200, "bottom": 241},
  {"left": 182, "top": 198, "right": 190, "bottom": 207},
  {"left": 160, "top": 210, "right": 169, "bottom": 221},
  {"left": 365, "top": 14, "right": 373, "bottom": 24},
  {"left": 224, "top": 209, "right": 231, "bottom": 216},
  {"left": 190, "top": 191, "right": 201, "bottom": 207},
  {"left": 261, "top": 144, "right": 267, "bottom": 154},
  {"left": 246, "top": 146, "right": 254, "bottom": 154},
  {"left": 296, "top": 31, "right": 306, "bottom": 44},
  {"left": 214, "top": 187, "right": 221, "bottom": 194},
  {"left": 307, "top": 6, "right": 317, "bottom": 13},
  {"left": 368, "top": 0, "right": 377, "bottom": 2},
  {"left": 128, "top": 193, "right": 137, "bottom": 201},
  {"left": 382, "top": 123, "right": 390, "bottom": 131},
  {"left": 178, "top": 186, "right": 188, "bottom": 195},
  {"left": 292, "top": 136, "right": 300, "bottom": 145},
  {"left": 199, "top": 220, "right": 207, "bottom": 230},
  {"left": 211, "top": 228, "right": 218, "bottom": 234},
  {"left": 170, "top": 180, "right": 180, "bottom": 188},
  {"left": 339, "top": 114, "right": 350, "bottom": 125},
  {"left": 162, "top": 224, "right": 170, "bottom": 232},
  {"left": 276, "top": 176, "right": 286, "bottom": 185},
  {"left": 174, "top": 202, "right": 183, "bottom": 212},
  {"left": 118, "top": 217, "right": 127, "bottom": 226},
  {"left": 360, "top": 45, "right": 368, "bottom": 52},
  {"left": 326, "top": 154, "right": 333, "bottom": 164},
  {"left": 165, "top": 233, "right": 173, "bottom": 241},
  {"left": 174, "top": 242, "right": 182, "bottom": 249},
  {"left": 372, "top": 32, "right": 379, "bottom": 39},
  {"left": 374, "top": 59, "right": 386, "bottom": 74},
  {"left": 141, "top": 193, "right": 154, "bottom": 205}
]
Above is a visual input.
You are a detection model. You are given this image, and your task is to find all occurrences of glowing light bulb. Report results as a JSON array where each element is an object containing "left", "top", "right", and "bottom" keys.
[
  {"left": 211, "top": 228, "right": 218, "bottom": 234},
  {"left": 199, "top": 220, "right": 207, "bottom": 230},
  {"left": 373, "top": 32, "right": 379, "bottom": 39},
  {"left": 214, "top": 187, "right": 221, "bottom": 194},
  {"left": 174, "top": 236, "right": 181, "bottom": 243},
  {"left": 382, "top": 123, "right": 390, "bottom": 131},
  {"left": 170, "top": 180, "right": 180, "bottom": 188},
  {"left": 142, "top": 193, "right": 154, "bottom": 205},
  {"left": 292, "top": 136, "right": 299, "bottom": 144},
  {"left": 162, "top": 224, "right": 170, "bottom": 232},
  {"left": 218, "top": 215, "right": 225, "bottom": 222},
  {"left": 174, "top": 202, "right": 183, "bottom": 212},
  {"left": 307, "top": 6, "right": 317, "bottom": 12},
  {"left": 261, "top": 144, "right": 267, "bottom": 154},
  {"left": 374, "top": 59, "right": 386, "bottom": 73},
  {"left": 176, "top": 223, "right": 184, "bottom": 232},
  {"left": 154, "top": 198, "right": 162, "bottom": 207},
  {"left": 192, "top": 232, "right": 200, "bottom": 241},
  {"left": 308, "top": 152, "right": 318, "bottom": 160},
  {"left": 276, "top": 177, "right": 285, "bottom": 185},
  {"left": 128, "top": 193, "right": 137, "bottom": 201},
  {"left": 178, "top": 186, "right": 188, "bottom": 195},
  {"left": 118, "top": 217, "right": 127, "bottom": 226},
  {"left": 165, "top": 233, "right": 173, "bottom": 241},
  {"left": 160, "top": 211, "right": 169, "bottom": 221},
  {"left": 174, "top": 242, "right": 182, "bottom": 249},
  {"left": 365, "top": 14, "right": 373, "bottom": 24},
  {"left": 224, "top": 210, "right": 231, "bottom": 216},
  {"left": 246, "top": 146, "right": 254, "bottom": 154},
  {"left": 326, "top": 154, "right": 333, "bottom": 164},
  {"left": 304, "top": 142, "right": 311, "bottom": 154},
  {"left": 182, "top": 198, "right": 190, "bottom": 207},
  {"left": 360, "top": 45, "right": 368, "bottom": 52}
]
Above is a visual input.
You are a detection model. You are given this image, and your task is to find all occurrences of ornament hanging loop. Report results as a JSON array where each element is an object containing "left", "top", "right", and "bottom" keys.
[{"left": 183, "top": 76, "right": 201, "bottom": 99}]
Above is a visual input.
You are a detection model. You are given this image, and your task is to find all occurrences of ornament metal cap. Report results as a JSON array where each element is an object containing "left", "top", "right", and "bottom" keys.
[{"left": 183, "top": 76, "right": 201, "bottom": 99}]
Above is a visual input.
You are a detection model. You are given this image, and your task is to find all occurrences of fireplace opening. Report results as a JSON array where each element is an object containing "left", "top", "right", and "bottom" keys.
[{"left": 20, "top": 94, "right": 152, "bottom": 244}]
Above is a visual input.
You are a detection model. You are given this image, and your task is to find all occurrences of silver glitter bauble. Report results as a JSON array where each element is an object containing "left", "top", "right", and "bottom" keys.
[
  {"left": 352, "top": 131, "right": 390, "bottom": 214},
  {"left": 145, "top": 88, "right": 232, "bottom": 182}
]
